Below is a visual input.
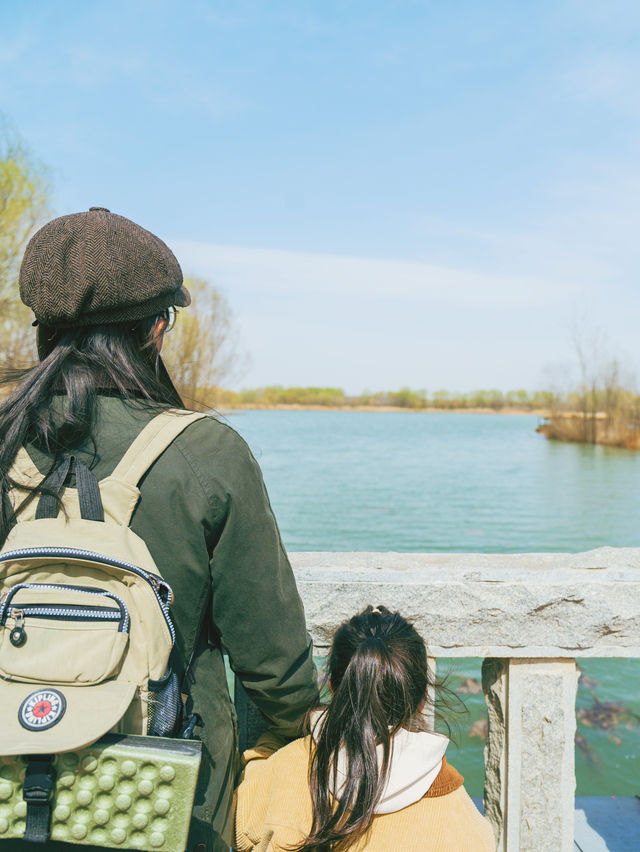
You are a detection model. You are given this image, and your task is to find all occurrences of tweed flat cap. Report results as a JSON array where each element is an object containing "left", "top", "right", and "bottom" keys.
[{"left": 19, "top": 207, "right": 190, "bottom": 328}]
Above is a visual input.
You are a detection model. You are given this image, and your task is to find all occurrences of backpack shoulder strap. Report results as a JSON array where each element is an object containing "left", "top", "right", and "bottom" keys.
[
  {"left": 7, "top": 447, "right": 44, "bottom": 490},
  {"left": 109, "top": 409, "right": 208, "bottom": 489},
  {"left": 4, "top": 447, "right": 45, "bottom": 518}
]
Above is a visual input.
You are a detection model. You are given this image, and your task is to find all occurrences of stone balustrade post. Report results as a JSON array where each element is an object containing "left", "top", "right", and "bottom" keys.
[{"left": 482, "top": 658, "right": 579, "bottom": 852}]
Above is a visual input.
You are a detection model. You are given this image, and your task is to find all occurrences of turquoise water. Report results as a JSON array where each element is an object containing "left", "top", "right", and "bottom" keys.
[{"left": 228, "top": 411, "right": 640, "bottom": 796}]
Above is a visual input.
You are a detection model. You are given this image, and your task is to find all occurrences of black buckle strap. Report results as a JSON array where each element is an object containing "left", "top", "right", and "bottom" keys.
[
  {"left": 35, "top": 458, "right": 72, "bottom": 520},
  {"left": 23, "top": 755, "right": 56, "bottom": 843},
  {"left": 35, "top": 456, "right": 104, "bottom": 522}
]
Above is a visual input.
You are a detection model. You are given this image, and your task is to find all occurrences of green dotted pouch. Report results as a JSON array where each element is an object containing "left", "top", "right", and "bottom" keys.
[{"left": 0, "top": 734, "right": 202, "bottom": 851}]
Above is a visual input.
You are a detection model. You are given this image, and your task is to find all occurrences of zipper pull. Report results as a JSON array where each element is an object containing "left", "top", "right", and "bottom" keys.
[
  {"left": 148, "top": 574, "right": 174, "bottom": 605},
  {"left": 9, "top": 609, "right": 26, "bottom": 647}
]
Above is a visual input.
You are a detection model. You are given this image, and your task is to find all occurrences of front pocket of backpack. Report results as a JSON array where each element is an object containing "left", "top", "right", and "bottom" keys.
[{"left": 0, "top": 585, "right": 129, "bottom": 685}]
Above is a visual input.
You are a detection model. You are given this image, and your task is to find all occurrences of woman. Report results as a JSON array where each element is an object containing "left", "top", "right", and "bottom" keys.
[
  {"left": 235, "top": 605, "right": 495, "bottom": 852},
  {"left": 0, "top": 207, "right": 318, "bottom": 852}
]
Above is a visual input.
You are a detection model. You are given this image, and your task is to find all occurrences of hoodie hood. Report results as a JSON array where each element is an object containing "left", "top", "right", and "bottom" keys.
[{"left": 310, "top": 710, "right": 449, "bottom": 814}]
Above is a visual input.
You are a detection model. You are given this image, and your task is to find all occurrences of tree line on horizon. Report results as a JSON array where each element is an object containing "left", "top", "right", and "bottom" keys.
[
  {"left": 215, "top": 385, "right": 557, "bottom": 410},
  {"left": 212, "top": 385, "right": 640, "bottom": 451}
]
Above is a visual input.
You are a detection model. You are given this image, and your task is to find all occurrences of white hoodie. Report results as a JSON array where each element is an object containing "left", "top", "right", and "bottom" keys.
[{"left": 309, "top": 710, "right": 449, "bottom": 815}]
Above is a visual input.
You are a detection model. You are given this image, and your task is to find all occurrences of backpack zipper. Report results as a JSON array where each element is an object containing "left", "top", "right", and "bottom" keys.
[
  {"left": 0, "top": 547, "right": 174, "bottom": 643},
  {"left": 0, "top": 583, "right": 129, "bottom": 632},
  {"left": 6, "top": 605, "right": 123, "bottom": 623},
  {"left": 2, "top": 604, "right": 126, "bottom": 648}
]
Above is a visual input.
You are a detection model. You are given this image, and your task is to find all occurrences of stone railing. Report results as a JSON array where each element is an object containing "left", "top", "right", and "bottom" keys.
[{"left": 285, "top": 549, "right": 640, "bottom": 852}]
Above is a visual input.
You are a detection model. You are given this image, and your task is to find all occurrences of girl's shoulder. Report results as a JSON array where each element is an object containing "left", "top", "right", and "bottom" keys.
[
  {"left": 268, "top": 735, "right": 312, "bottom": 768},
  {"left": 364, "top": 783, "right": 495, "bottom": 852},
  {"left": 242, "top": 736, "right": 310, "bottom": 782}
]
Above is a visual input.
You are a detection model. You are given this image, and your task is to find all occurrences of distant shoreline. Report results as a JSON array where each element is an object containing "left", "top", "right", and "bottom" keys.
[{"left": 222, "top": 404, "right": 550, "bottom": 416}]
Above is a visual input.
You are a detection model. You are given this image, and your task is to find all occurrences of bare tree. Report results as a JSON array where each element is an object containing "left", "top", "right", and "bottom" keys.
[
  {"left": 0, "top": 125, "right": 51, "bottom": 369},
  {"left": 162, "top": 276, "right": 247, "bottom": 410},
  {"left": 571, "top": 316, "right": 603, "bottom": 443},
  {"left": 540, "top": 308, "right": 639, "bottom": 446}
]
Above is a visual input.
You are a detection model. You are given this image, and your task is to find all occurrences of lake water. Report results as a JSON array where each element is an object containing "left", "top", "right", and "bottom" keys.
[{"left": 227, "top": 410, "right": 640, "bottom": 796}]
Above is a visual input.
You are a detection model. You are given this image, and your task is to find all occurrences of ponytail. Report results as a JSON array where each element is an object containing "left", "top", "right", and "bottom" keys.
[{"left": 294, "top": 606, "right": 430, "bottom": 852}]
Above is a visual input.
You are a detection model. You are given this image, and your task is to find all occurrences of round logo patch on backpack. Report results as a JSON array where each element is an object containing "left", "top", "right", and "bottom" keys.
[{"left": 19, "top": 689, "right": 66, "bottom": 731}]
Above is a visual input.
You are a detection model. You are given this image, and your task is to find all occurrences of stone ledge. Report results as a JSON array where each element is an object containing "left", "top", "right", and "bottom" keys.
[{"left": 290, "top": 548, "right": 640, "bottom": 657}]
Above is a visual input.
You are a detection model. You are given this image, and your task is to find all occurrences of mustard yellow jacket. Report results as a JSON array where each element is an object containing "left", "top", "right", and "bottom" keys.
[{"left": 234, "top": 737, "right": 496, "bottom": 852}]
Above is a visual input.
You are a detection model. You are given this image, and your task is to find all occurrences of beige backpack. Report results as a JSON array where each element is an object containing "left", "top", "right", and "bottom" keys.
[{"left": 0, "top": 410, "right": 205, "bottom": 849}]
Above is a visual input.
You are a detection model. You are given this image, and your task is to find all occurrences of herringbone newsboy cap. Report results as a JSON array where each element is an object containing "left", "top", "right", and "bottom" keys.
[{"left": 19, "top": 207, "right": 190, "bottom": 327}]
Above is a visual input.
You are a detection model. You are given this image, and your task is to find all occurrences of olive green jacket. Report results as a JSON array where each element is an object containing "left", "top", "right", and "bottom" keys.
[{"left": 22, "top": 397, "right": 319, "bottom": 852}]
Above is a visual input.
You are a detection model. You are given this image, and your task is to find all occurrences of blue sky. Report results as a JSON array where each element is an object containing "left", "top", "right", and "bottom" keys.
[{"left": 2, "top": 1, "right": 639, "bottom": 392}]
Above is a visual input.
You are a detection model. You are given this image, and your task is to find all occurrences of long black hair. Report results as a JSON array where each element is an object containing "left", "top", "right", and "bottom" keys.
[
  {"left": 0, "top": 313, "right": 184, "bottom": 546},
  {"left": 295, "top": 605, "right": 463, "bottom": 852}
]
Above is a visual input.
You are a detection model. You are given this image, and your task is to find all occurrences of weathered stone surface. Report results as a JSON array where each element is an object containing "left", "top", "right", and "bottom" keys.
[
  {"left": 482, "top": 659, "right": 506, "bottom": 848},
  {"left": 482, "top": 658, "right": 578, "bottom": 852},
  {"left": 290, "top": 549, "right": 640, "bottom": 657}
]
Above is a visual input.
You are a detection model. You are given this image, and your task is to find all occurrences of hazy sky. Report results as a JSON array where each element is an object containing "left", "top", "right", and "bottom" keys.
[{"left": 2, "top": 1, "right": 639, "bottom": 393}]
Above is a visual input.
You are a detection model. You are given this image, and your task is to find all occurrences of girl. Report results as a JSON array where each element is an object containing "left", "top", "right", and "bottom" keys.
[{"left": 235, "top": 605, "right": 495, "bottom": 852}]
